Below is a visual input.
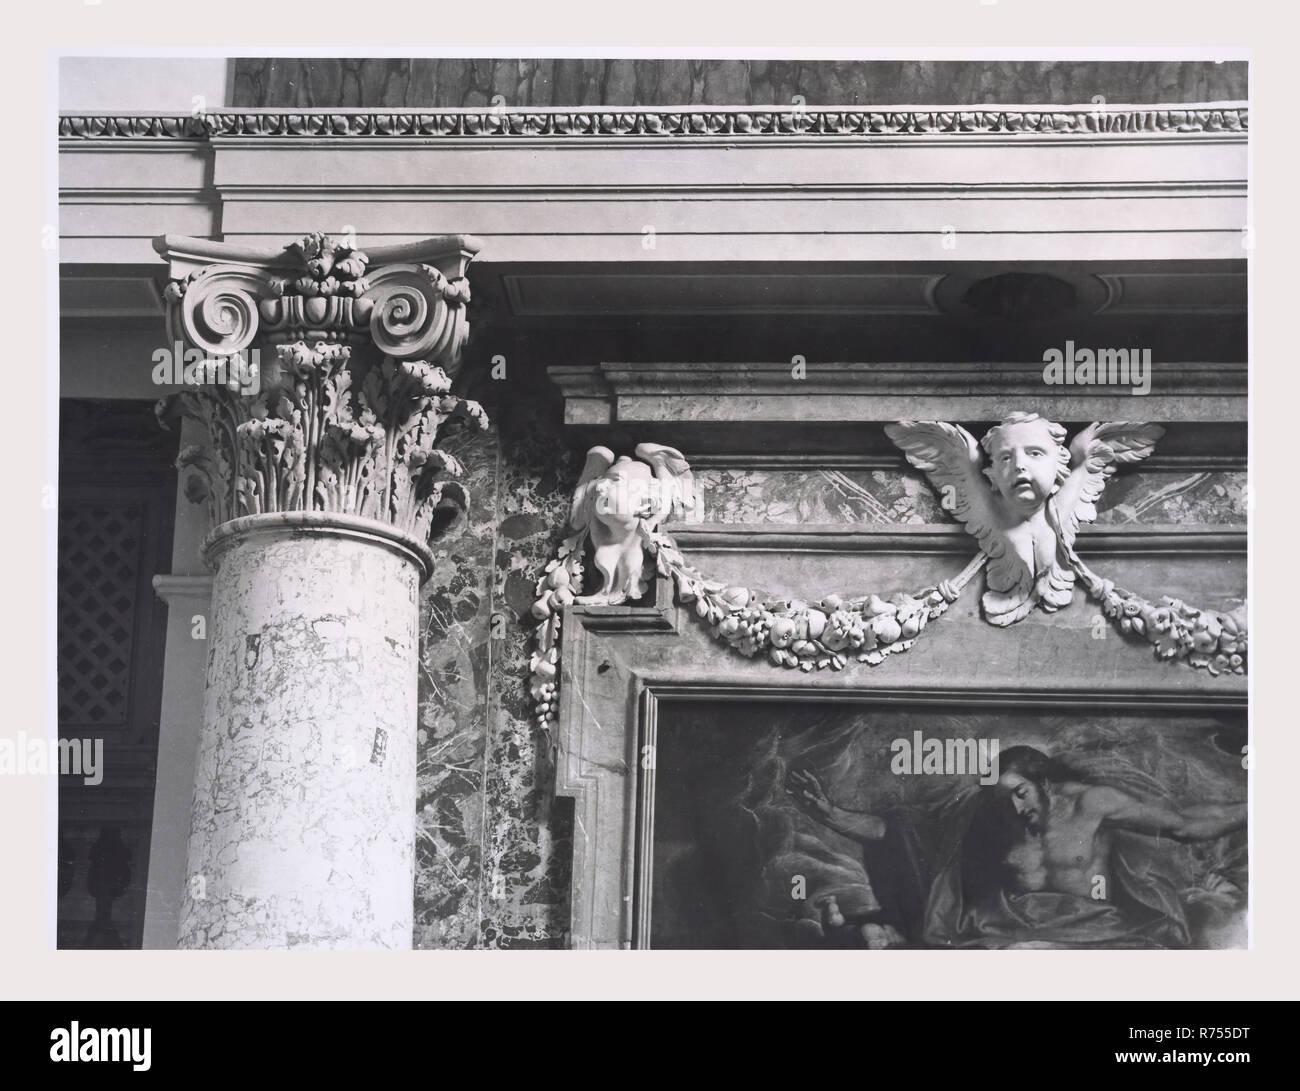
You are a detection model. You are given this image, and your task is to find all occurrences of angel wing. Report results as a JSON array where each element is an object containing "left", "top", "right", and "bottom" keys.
[
  {"left": 1051, "top": 422, "right": 1165, "bottom": 547},
  {"left": 884, "top": 420, "right": 1006, "bottom": 556},
  {"left": 570, "top": 446, "right": 614, "bottom": 532},
  {"left": 634, "top": 442, "right": 696, "bottom": 522}
]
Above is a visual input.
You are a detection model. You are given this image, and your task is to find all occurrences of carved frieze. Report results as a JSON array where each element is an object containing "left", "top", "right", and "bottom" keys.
[
  {"left": 60, "top": 104, "right": 1249, "bottom": 140},
  {"left": 531, "top": 424, "right": 1247, "bottom": 732}
]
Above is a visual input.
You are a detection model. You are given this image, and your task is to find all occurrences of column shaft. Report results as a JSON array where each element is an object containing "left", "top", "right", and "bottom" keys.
[
  {"left": 154, "top": 231, "right": 485, "bottom": 949},
  {"left": 178, "top": 514, "right": 424, "bottom": 948}
]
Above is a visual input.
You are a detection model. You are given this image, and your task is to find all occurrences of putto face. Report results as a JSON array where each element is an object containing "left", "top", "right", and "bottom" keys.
[
  {"left": 595, "top": 457, "right": 654, "bottom": 521},
  {"left": 985, "top": 419, "right": 1062, "bottom": 508}
]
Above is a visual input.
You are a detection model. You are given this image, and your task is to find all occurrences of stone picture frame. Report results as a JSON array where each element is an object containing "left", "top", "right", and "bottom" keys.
[{"left": 557, "top": 571, "right": 1247, "bottom": 950}]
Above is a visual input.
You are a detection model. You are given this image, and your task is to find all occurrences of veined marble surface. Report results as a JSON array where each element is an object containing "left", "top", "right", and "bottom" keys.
[
  {"left": 691, "top": 468, "right": 1246, "bottom": 527},
  {"left": 415, "top": 399, "right": 575, "bottom": 948}
]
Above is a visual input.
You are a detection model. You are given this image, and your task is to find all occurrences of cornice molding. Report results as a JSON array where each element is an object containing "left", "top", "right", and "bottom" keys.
[
  {"left": 684, "top": 452, "right": 1248, "bottom": 472},
  {"left": 58, "top": 103, "right": 1249, "bottom": 141},
  {"left": 669, "top": 524, "right": 1247, "bottom": 556},
  {"left": 554, "top": 360, "right": 1248, "bottom": 396},
  {"left": 550, "top": 363, "right": 1248, "bottom": 431},
  {"left": 151, "top": 574, "right": 213, "bottom": 602}
]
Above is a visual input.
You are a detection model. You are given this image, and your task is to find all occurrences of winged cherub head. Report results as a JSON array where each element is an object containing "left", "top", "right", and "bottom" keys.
[
  {"left": 887, "top": 415, "right": 1163, "bottom": 626},
  {"left": 569, "top": 444, "right": 696, "bottom": 605},
  {"left": 589, "top": 455, "right": 657, "bottom": 527},
  {"left": 979, "top": 412, "right": 1071, "bottom": 515}
]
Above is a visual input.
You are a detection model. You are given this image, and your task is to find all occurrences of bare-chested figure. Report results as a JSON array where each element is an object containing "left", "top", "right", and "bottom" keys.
[
  {"left": 992, "top": 749, "right": 1244, "bottom": 897},
  {"left": 787, "top": 745, "right": 1246, "bottom": 947}
]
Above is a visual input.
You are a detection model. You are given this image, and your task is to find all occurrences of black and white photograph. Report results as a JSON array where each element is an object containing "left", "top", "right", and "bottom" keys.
[
  {"left": 55, "top": 51, "right": 1249, "bottom": 954},
  {"left": 6, "top": 3, "right": 1294, "bottom": 1048}
]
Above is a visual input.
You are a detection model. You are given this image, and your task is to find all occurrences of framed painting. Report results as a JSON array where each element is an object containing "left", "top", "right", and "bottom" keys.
[{"left": 636, "top": 697, "right": 1247, "bottom": 950}]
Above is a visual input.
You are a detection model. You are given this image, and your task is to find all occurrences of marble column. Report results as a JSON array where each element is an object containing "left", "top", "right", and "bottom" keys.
[{"left": 153, "top": 231, "right": 487, "bottom": 949}]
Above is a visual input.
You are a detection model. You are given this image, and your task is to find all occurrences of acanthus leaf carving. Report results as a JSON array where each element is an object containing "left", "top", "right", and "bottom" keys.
[
  {"left": 155, "top": 231, "right": 488, "bottom": 545},
  {"left": 160, "top": 342, "right": 487, "bottom": 537}
]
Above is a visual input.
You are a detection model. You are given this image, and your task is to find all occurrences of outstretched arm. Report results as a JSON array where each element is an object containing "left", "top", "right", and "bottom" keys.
[
  {"left": 1086, "top": 786, "right": 1246, "bottom": 841},
  {"left": 786, "top": 769, "right": 886, "bottom": 844}
]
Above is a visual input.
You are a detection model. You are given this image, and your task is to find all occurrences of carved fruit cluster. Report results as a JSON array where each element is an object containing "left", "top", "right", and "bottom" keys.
[
  {"left": 652, "top": 532, "right": 954, "bottom": 672},
  {"left": 1096, "top": 582, "right": 1247, "bottom": 675},
  {"left": 529, "top": 533, "right": 585, "bottom": 733},
  {"left": 528, "top": 527, "right": 1251, "bottom": 738},
  {"left": 266, "top": 232, "right": 371, "bottom": 298}
]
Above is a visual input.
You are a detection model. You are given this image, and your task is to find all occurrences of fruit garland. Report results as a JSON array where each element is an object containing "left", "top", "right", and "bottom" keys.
[
  {"left": 528, "top": 523, "right": 985, "bottom": 735},
  {"left": 1056, "top": 533, "right": 1247, "bottom": 677},
  {"left": 528, "top": 523, "right": 1248, "bottom": 736}
]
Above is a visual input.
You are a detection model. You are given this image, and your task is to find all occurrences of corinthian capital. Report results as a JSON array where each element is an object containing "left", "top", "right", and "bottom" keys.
[
  {"left": 153, "top": 232, "right": 488, "bottom": 543},
  {"left": 155, "top": 232, "right": 479, "bottom": 367}
]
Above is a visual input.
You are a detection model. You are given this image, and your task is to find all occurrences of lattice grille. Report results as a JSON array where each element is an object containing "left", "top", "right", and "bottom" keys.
[{"left": 58, "top": 501, "right": 143, "bottom": 725}]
